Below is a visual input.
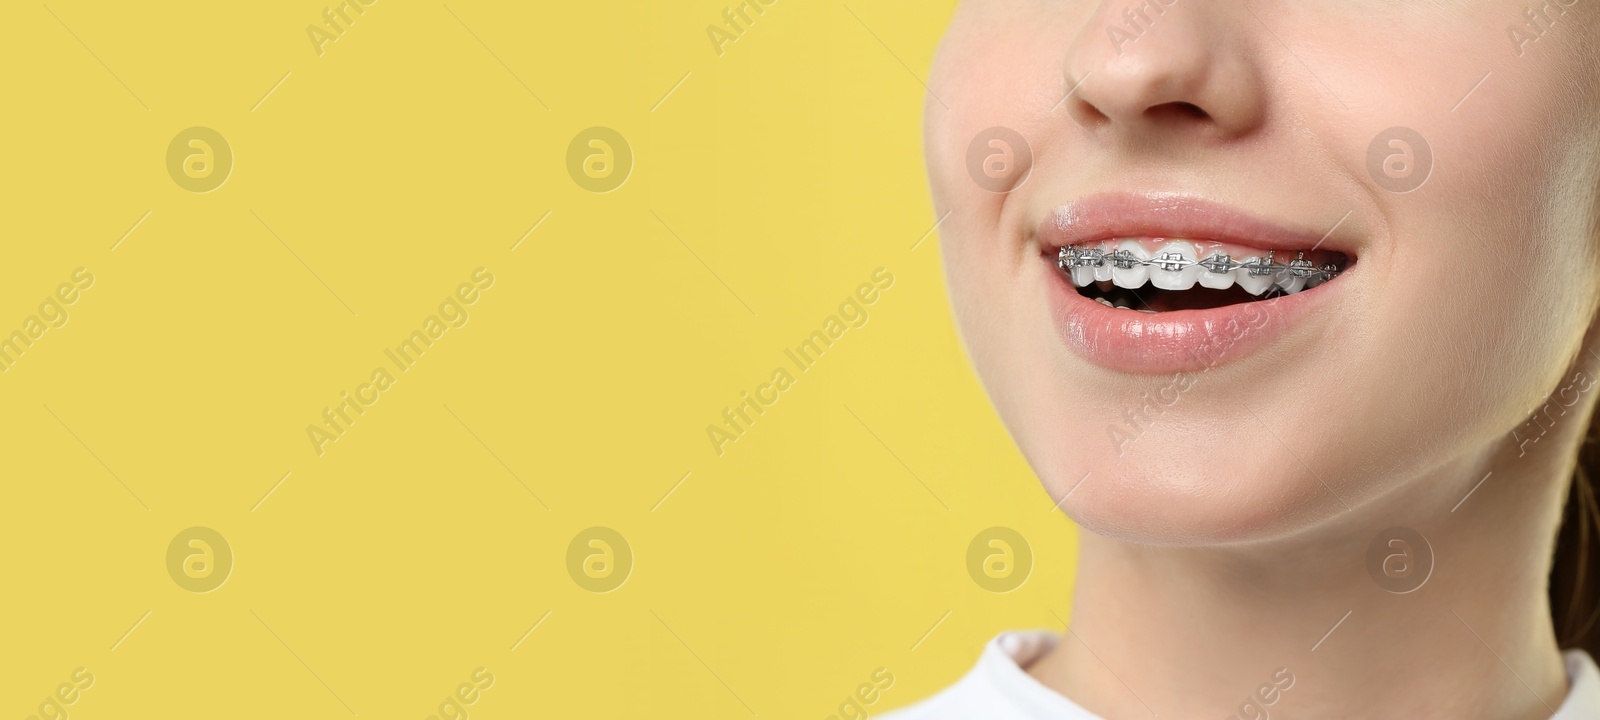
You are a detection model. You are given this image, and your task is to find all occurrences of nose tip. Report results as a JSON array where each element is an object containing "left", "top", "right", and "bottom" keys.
[
  {"left": 1061, "top": 3, "right": 1265, "bottom": 141},
  {"left": 1066, "top": 59, "right": 1218, "bottom": 128}
]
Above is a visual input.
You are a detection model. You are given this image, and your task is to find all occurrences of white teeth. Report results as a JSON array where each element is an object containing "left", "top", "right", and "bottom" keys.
[
  {"left": 1197, "top": 266, "right": 1236, "bottom": 290},
  {"left": 1111, "top": 240, "right": 1149, "bottom": 289},
  {"left": 1148, "top": 242, "right": 1200, "bottom": 291},
  {"left": 1234, "top": 270, "right": 1274, "bottom": 296},
  {"left": 1062, "top": 240, "right": 1333, "bottom": 299},
  {"left": 1094, "top": 296, "right": 1113, "bottom": 307}
]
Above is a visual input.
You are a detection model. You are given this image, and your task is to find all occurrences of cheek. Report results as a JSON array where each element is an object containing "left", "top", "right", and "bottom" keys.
[
  {"left": 927, "top": 8, "right": 1075, "bottom": 365},
  {"left": 1209, "top": 4, "right": 1600, "bottom": 514},
  {"left": 1323, "top": 7, "right": 1600, "bottom": 471},
  {"left": 925, "top": 4, "right": 1084, "bottom": 214}
]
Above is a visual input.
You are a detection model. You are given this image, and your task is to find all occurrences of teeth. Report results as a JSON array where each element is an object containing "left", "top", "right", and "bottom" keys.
[
  {"left": 1060, "top": 240, "right": 1339, "bottom": 299},
  {"left": 1234, "top": 270, "right": 1274, "bottom": 296},
  {"left": 1148, "top": 242, "right": 1199, "bottom": 291},
  {"left": 1110, "top": 240, "right": 1149, "bottom": 289},
  {"left": 1232, "top": 269, "right": 1272, "bottom": 296},
  {"left": 1094, "top": 257, "right": 1114, "bottom": 283},
  {"left": 1197, "top": 265, "right": 1236, "bottom": 290}
]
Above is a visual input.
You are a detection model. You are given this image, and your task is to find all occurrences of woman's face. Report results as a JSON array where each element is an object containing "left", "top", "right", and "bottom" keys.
[{"left": 926, "top": 0, "right": 1600, "bottom": 543}]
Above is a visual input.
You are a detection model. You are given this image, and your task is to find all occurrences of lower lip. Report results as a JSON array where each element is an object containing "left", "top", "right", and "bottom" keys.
[{"left": 1044, "top": 254, "right": 1340, "bottom": 375}]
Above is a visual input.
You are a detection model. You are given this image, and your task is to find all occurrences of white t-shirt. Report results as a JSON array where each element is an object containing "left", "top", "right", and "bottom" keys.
[{"left": 884, "top": 631, "right": 1600, "bottom": 719}]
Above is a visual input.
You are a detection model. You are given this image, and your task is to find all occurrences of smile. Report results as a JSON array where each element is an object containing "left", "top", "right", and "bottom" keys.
[
  {"left": 1056, "top": 240, "right": 1349, "bottom": 312},
  {"left": 1038, "top": 194, "right": 1359, "bottom": 373}
]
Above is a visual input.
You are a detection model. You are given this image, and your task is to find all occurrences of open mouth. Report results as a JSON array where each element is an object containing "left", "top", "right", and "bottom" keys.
[
  {"left": 1037, "top": 193, "right": 1362, "bottom": 373},
  {"left": 1051, "top": 238, "right": 1352, "bottom": 313}
]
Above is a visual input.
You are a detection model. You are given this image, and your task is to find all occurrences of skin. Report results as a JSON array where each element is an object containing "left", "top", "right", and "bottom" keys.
[{"left": 924, "top": 0, "right": 1600, "bottom": 718}]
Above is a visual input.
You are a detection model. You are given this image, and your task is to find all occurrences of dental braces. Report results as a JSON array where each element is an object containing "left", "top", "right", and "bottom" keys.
[{"left": 1057, "top": 246, "right": 1342, "bottom": 284}]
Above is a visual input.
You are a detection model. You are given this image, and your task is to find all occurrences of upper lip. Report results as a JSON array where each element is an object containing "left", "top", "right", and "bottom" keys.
[{"left": 1036, "top": 192, "right": 1358, "bottom": 257}]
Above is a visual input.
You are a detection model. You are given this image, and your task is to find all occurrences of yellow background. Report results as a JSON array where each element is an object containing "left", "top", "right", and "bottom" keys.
[{"left": 1, "top": 1, "right": 1079, "bottom": 717}]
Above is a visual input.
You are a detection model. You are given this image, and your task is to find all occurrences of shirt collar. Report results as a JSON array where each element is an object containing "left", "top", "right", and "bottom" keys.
[{"left": 969, "top": 630, "right": 1600, "bottom": 719}]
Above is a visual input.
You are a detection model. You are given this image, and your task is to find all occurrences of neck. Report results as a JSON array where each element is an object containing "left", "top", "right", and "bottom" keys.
[{"left": 1030, "top": 433, "right": 1580, "bottom": 719}]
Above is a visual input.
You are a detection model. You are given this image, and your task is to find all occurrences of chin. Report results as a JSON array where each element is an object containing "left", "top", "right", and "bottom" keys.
[{"left": 1015, "top": 406, "right": 1355, "bottom": 546}]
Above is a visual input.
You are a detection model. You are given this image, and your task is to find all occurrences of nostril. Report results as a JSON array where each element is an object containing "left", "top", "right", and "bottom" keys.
[
  {"left": 1147, "top": 101, "right": 1210, "bottom": 122},
  {"left": 1067, "top": 95, "right": 1110, "bottom": 125}
]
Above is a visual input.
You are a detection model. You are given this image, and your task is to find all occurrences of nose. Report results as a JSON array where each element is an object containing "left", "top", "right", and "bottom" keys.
[{"left": 1062, "top": 0, "right": 1267, "bottom": 141}]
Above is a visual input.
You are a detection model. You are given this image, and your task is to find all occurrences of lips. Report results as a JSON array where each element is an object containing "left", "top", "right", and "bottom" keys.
[{"left": 1037, "top": 193, "right": 1358, "bottom": 374}]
